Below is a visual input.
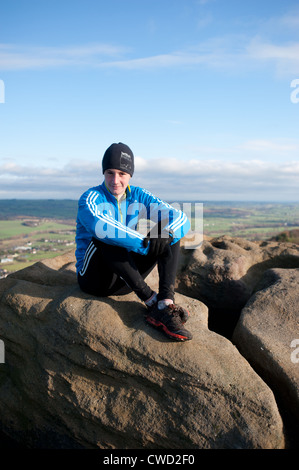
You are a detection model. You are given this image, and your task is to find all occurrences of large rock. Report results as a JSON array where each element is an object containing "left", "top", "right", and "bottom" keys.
[
  {"left": 177, "top": 236, "right": 299, "bottom": 337},
  {"left": 233, "top": 268, "right": 299, "bottom": 435},
  {"left": 0, "top": 252, "right": 285, "bottom": 449}
]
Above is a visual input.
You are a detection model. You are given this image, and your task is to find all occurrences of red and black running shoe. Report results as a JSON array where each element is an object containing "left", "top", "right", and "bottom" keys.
[
  {"left": 146, "top": 304, "right": 192, "bottom": 342},
  {"left": 173, "top": 304, "right": 189, "bottom": 324}
]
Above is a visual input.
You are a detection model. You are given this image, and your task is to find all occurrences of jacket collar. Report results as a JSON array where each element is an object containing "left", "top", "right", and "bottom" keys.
[{"left": 101, "top": 181, "right": 132, "bottom": 202}]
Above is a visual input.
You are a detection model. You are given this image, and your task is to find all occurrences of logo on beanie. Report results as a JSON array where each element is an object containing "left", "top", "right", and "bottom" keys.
[{"left": 120, "top": 152, "right": 132, "bottom": 171}]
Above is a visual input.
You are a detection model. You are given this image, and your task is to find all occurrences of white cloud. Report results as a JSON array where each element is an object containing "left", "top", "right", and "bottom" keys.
[
  {"left": 247, "top": 38, "right": 299, "bottom": 75},
  {"left": 239, "top": 139, "right": 299, "bottom": 154},
  {"left": 188, "top": 139, "right": 299, "bottom": 161},
  {"left": 281, "top": 14, "right": 299, "bottom": 28},
  {"left": 1, "top": 34, "right": 299, "bottom": 74},
  {"left": 1, "top": 156, "right": 298, "bottom": 201},
  {"left": 133, "top": 158, "right": 299, "bottom": 201},
  {"left": 0, "top": 43, "right": 127, "bottom": 70}
]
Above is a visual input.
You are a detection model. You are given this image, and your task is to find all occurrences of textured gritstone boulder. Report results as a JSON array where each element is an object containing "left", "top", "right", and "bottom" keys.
[
  {"left": 0, "top": 251, "right": 285, "bottom": 449},
  {"left": 177, "top": 236, "right": 299, "bottom": 337},
  {"left": 233, "top": 267, "right": 299, "bottom": 443}
]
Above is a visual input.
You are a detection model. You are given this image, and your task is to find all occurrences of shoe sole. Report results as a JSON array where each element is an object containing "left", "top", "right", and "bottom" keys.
[{"left": 146, "top": 316, "right": 192, "bottom": 342}]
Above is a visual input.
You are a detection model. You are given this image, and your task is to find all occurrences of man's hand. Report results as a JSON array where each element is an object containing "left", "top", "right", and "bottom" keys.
[{"left": 143, "top": 223, "right": 173, "bottom": 257}]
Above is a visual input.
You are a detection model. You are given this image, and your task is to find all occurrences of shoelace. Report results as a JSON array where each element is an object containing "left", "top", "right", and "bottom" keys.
[
  {"left": 164, "top": 304, "right": 185, "bottom": 328},
  {"left": 167, "top": 303, "right": 184, "bottom": 317}
]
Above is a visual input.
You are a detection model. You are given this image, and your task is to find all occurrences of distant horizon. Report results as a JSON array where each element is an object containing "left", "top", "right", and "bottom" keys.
[
  {"left": 1, "top": 2, "right": 299, "bottom": 207},
  {"left": 0, "top": 198, "right": 299, "bottom": 204}
]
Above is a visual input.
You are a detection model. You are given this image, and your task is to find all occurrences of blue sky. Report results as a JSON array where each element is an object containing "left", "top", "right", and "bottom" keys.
[{"left": 0, "top": 0, "right": 299, "bottom": 201}]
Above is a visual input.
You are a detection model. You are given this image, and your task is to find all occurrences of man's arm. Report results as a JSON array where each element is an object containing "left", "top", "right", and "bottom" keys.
[
  {"left": 78, "top": 189, "right": 149, "bottom": 254},
  {"left": 140, "top": 188, "right": 191, "bottom": 243}
]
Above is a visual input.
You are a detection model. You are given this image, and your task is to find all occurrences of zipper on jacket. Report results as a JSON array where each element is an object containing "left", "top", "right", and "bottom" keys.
[
  {"left": 117, "top": 199, "right": 123, "bottom": 223},
  {"left": 103, "top": 182, "right": 131, "bottom": 225}
]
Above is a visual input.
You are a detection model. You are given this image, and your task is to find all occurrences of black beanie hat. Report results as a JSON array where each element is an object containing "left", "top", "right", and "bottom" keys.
[{"left": 102, "top": 142, "right": 134, "bottom": 177}]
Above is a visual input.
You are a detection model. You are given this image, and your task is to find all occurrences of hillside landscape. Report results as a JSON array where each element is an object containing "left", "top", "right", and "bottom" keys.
[
  {"left": 0, "top": 199, "right": 299, "bottom": 277},
  {"left": 0, "top": 199, "right": 298, "bottom": 449}
]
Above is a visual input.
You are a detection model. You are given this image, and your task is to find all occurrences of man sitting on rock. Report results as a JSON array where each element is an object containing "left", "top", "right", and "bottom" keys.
[{"left": 75, "top": 142, "right": 192, "bottom": 341}]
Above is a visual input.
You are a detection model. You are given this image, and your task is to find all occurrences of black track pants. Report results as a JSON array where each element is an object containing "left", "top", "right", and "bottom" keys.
[{"left": 77, "top": 238, "right": 181, "bottom": 302}]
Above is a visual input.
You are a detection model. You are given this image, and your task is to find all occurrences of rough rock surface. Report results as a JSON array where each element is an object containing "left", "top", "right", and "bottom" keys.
[
  {"left": 233, "top": 268, "right": 299, "bottom": 426},
  {"left": 0, "top": 251, "right": 285, "bottom": 449},
  {"left": 176, "top": 236, "right": 299, "bottom": 337}
]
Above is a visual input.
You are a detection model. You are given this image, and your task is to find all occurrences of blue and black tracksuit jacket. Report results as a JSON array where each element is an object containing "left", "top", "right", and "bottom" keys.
[{"left": 75, "top": 181, "right": 190, "bottom": 275}]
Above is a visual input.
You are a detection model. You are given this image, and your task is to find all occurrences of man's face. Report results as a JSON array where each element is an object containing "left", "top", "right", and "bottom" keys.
[{"left": 104, "top": 169, "right": 131, "bottom": 197}]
